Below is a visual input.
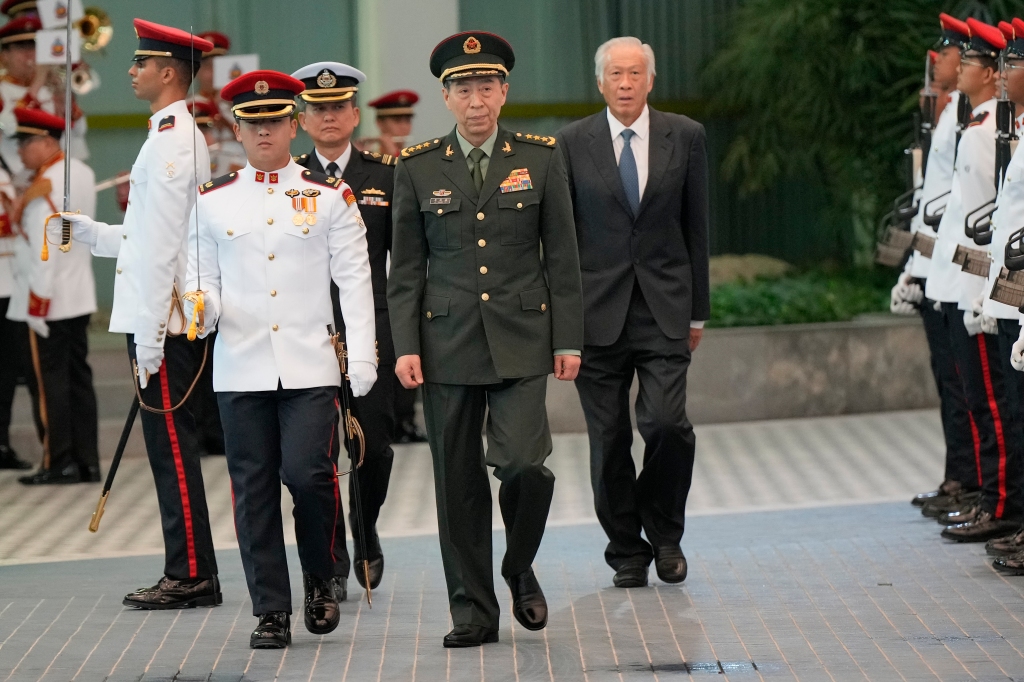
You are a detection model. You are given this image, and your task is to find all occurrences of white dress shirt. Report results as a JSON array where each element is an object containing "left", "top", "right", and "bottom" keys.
[
  {"left": 983, "top": 113, "right": 1024, "bottom": 319},
  {"left": 316, "top": 143, "right": 352, "bottom": 178},
  {"left": 607, "top": 104, "right": 649, "bottom": 200},
  {"left": 909, "top": 91, "right": 960, "bottom": 279}
]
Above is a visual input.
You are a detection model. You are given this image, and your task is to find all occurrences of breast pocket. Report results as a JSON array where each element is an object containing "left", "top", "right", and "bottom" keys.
[
  {"left": 128, "top": 163, "right": 147, "bottom": 207},
  {"left": 282, "top": 220, "right": 327, "bottom": 241},
  {"left": 420, "top": 197, "right": 462, "bottom": 249},
  {"left": 212, "top": 225, "right": 253, "bottom": 243},
  {"left": 497, "top": 192, "right": 541, "bottom": 245}
]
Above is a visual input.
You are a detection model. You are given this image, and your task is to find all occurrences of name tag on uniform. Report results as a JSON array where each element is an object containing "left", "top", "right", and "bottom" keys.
[
  {"left": 500, "top": 168, "right": 532, "bottom": 193},
  {"left": 430, "top": 197, "right": 451, "bottom": 204}
]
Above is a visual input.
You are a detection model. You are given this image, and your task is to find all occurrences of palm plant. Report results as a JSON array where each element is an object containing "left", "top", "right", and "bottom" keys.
[{"left": 704, "top": 0, "right": 1024, "bottom": 265}]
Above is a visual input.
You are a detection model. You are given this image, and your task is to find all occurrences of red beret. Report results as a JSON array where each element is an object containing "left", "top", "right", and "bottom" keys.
[
  {"left": 0, "top": 15, "right": 38, "bottom": 45},
  {"left": 198, "top": 30, "right": 229, "bottom": 57},
  {"left": 14, "top": 107, "right": 64, "bottom": 137},
  {"left": 938, "top": 13, "right": 971, "bottom": 49},
  {"left": 187, "top": 99, "right": 220, "bottom": 126},
  {"left": 133, "top": 18, "right": 213, "bottom": 63},
  {"left": 0, "top": 0, "right": 34, "bottom": 17},
  {"left": 1000, "top": 21, "right": 1015, "bottom": 42},
  {"left": 220, "top": 70, "right": 303, "bottom": 119},
  {"left": 368, "top": 90, "right": 419, "bottom": 116},
  {"left": 939, "top": 13, "right": 970, "bottom": 35},
  {"left": 966, "top": 17, "right": 1007, "bottom": 58},
  {"left": 928, "top": 50, "right": 938, "bottom": 64}
]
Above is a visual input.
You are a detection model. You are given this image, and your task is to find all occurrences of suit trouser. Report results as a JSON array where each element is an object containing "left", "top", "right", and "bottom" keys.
[
  {"left": 423, "top": 375, "right": 554, "bottom": 630},
  {"left": 329, "top": 360, "right": 396, "bottom": 577},
  {"left": 35, "top": 315, "right": 98, "bottom": 473},
  {"left": 218, "top": 385, "right": 339, "bottom": 616},
  {"left": 0, "top": 298, "right": 42, "bottom": 447},
  {"left": 575, "top": 283, "right": 696, "bottom": 570},
  {"left": 188, "top": 330, "right": 225, "bottom": 455},
  {"left": 942, "top": 303, "right": 1021, "bottom": 519},
  {"left": 994, "top": 319, "right": 1024, "bottom": 516},
  {"left": 920, "top": 297, "right": 978, "bottom": 487},
  {"left": 394, "top": 379, "right": 418, "bottom": 425},
  {"left": 128, "top": 334, "right": 217, "bottom": 580}
]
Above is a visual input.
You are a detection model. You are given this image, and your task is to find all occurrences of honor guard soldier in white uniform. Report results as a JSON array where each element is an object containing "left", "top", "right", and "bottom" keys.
[
  {"left": 293, "top": 60, "right": 397, "bottom": 602},
  {"left": 9, "top": 108, "right": 98, "bottom": 485},
  {"left": 62, "top": 20, "right": 222, "bottom": 610},
  {"left": 185, "top": 70, "right": 376, "bottom": 649}
]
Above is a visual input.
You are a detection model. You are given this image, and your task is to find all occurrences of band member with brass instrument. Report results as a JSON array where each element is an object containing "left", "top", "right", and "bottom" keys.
[
  {"left": 7, "top": 107, "right": 98, "bottom": 485},
  {"left": 61, "top": 20, "right": 221, "bottom": 610},
  {"left": 184, "top": 70, "right": 376, "bottom": 649},
  {"left": 293, "top": 60, "right": 397, "bottom": 602}
]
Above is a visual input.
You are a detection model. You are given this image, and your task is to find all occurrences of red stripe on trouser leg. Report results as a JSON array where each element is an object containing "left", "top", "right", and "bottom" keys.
[
  {"left": 976, "top": 336, "right": 1009, "bottom": 517},
  {"left": 160, "top": 364, "right": 198, "bottom": 578},
  {"left": 967, "top": 411, "right": 982, "bottom": 486}
]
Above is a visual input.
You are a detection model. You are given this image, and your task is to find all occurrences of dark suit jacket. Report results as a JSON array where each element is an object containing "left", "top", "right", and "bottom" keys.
[
  {"left": 387, "top": 125, "right": 584, "bottom": 384},
  {"left": 558, "top": 107, "right": 710, "bottom": 346},
  {"left": 297, "top": 146, "right": 397, "bottom": 363}
]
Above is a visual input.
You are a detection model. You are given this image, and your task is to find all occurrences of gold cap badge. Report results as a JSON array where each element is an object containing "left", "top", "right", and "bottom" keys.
[
  {"left": 254, "top": 80, "right": 269, "bottom": 95},
  {"left": 316, "top": 70, "right": 337, "bottom": 88},
  {"left": 463, "top": 36, "right": 481, "bottom": 54}
]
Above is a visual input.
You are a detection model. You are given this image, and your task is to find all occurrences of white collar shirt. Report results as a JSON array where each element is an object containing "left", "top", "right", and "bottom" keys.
[
  {"left": 316, "top": 143, "right": 352, "bottom": 178},
  {"left": 607, "top": 104, "right": 650, "bottom": 200}
]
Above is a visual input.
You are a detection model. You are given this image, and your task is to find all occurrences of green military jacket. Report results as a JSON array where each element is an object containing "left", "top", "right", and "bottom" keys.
[{"left": 388, "top": 125, "right": 584, "bottom": 384}]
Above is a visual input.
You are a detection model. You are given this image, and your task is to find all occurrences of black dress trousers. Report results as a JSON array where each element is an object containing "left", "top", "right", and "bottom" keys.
[
  {"left": 188, "top": 329, "right": 225, "bottom": 455},
  {"left": 942, "top": 303, "right": 1021, "bottom": 520},
  {"left": 575, "top": 281, "right": 696, "bottom": 570},
  {"left": 994, "top": 318, "right": 1024, "bottom": 516},
  {"left": 127, "top": 334, "right": 218, "bottom": 581},
  {"left": 219, "top": 385, "right": 339, "bottom": 616},
  {"left": 920, "top": 296, "right": 978, "bottom": 488},
  {"left": 0, "top": 298, "right": 42, "bottom": 447},
  {"left": 35, "top": 315, "right": 98, "bottom": 474}
]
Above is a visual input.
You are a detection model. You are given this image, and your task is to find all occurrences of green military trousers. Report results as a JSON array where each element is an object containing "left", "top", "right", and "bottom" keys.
[{"left": 422, "top": 375, "right": 554, "bottom": 629}]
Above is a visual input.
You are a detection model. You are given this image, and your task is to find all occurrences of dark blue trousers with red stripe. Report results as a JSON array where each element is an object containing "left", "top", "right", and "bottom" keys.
[
  {"left": 218, "top": 385, "right": 339, "bottom": 616},
  {"left": 127, "top": 335, "right": 217, "bottom": 580},
  {"left": 942, "top": 304, "right": 1022, "bottom": 520}
]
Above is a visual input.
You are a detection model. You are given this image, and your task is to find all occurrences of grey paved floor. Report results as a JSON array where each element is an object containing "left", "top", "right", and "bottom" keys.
[{"left": 2, "top": 503, "right": 1024, "bottom": 681}]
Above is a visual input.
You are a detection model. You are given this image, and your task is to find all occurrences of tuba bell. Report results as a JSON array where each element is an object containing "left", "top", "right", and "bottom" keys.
[{"left": 76, "top": 7, "right": 113, "bottom": 51}]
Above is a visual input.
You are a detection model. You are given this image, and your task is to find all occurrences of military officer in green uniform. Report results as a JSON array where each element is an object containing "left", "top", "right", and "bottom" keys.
[{"left": 388, "top": 31, "right": 584, "bottom": 648}]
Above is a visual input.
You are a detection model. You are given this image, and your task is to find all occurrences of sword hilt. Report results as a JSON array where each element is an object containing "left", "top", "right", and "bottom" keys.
[{"left": 59, "top": 217, "right": 71, "bottom": 253}]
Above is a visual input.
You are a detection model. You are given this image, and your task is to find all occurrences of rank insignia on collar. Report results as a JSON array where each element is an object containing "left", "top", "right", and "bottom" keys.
[
  {"left": 502, "top": 141, "right": 512, "bottom": 153},
  {"left": 158, "top": 115, "right": 175, "bottom": 132},
  {"left": 269, "top": 173, "right": 279, "bottom": 184},
  {"left": 433, "top": 189, "right": 452, "bottom": 197},
  {"left": 255, "top": 171, "right": 265, "bottom": 182},
  {"left": 362, "top": 188, "right": 386, "bottom": 195},
  {"left": 445, "top": 144, "right": 454, "bottom": 157}
]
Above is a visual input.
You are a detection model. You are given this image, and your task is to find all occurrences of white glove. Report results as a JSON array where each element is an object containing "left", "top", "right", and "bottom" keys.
[
  {"left": 903, "top": 282, "right": 923, "bottom": 304},
  {"left": 981, "top": 314, "right": 999, "bottom": 335},
  {"left": 53, "top": 212, "right": 100, "bottom": 246},
  {"left": 1012, "top": 327, "right": 1024, "bottom": 371},
  {"left": 25, "top": 315, "right": 48, "bottom": 338},
  {"left": 181, "top": 291, "right": 219, "bottom": 339},
  {"left": 890, "top": 282, "right": 916, "bottom": 315},
  {"left": 964, "top": 308, "right": 984, "bottom": 336},
  {"left": 135, "top": 343, "right": 164, "bottom": 389},
  {"left": 934, "top": 300, "right": 942, "bottom": 312},
  {"left": 348, "top": 360, "right": 377, "bottom": 398},
  {"left": 894, "top": 271, "right": 914, "bottom": 299}
]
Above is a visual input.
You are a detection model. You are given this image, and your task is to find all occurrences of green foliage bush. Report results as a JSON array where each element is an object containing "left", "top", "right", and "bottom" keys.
[{"left": 708, "top": 267, "right": 894, "bottom": 328}]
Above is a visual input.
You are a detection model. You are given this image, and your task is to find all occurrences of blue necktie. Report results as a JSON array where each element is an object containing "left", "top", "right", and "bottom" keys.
[{"left": 618, "top": 128, "right": 640, "bottom": 217}]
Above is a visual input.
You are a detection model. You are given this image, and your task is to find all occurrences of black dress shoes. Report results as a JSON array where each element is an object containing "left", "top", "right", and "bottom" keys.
[
  {"left": 331, "top": 575, "right": 348, "bottom": 602},
  {"left": 941, "top": 510, "right": 1021, "bottom": 542},
  {"left": 251, "top": 612, "right": 291, "bottom": 649},
  {"left": 123, "top": 575, "right": 222, "bottom": 609},
  {"left": 0, "top": 445, "right": 32, "bottom": 470},
  {"left": 922, "top": 490, "right": 981, "bottom": 518},
  {"left": 18, "top": 464, "right": 80, "bottom": 485},
  {"left": 939, "top": 504, "right": 981, "bottom": 526},
  {"left": 354, "top": 556, "right": 383, "bottom": 590},
  {"left": 506, "top": 568, "right": 548, "bottom": 630},
  {"left": 613, "top": 562, "right": 649, "bottom": 588},
  {"left": 912, "top": 480, "right": 962, "bottom": 507},
  {"left": 986, "top": 527, "right": 1024, "bottom": 556},
  {"left": 993, "top": 549, "right": 1024, "bottom": 575},
  {"left": 654, "top": 546, "right": 688, "bottom": 584},
  {"left": 443, "top": 624, "right": 499, "bottom": 648},
  {"left": 79, "top": 464, "right": 101, "bottom": 483},
  {"left": 303, "top": 573, "right": 340, "bottom": 635}
]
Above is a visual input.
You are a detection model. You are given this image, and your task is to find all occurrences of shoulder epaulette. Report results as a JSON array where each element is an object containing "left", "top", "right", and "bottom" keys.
[
  {"left": 199, "top": 171, "right": 238, "bottom": 194},
  {"left": 400, "top": 138, "right": 442, "bottom": 158},
  {"left": 361, "top": 149, "right": 397, "bottom": 166},
  {"left": 968, "top": 111, "right": 990, "bottom": 127},
  {"left": 293, "top": 153, "right": 309, "bottom": 163},
  {"left": 158, "top": 115, "right": 175, "bottom": 132},
  {"left": 513, "top": 132, "right": 557, "bottom": 147},
  {"left": 301, "top": 169, "right": 342, "bottom": 189}
]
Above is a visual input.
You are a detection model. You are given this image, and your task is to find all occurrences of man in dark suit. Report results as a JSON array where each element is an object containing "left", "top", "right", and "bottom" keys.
[
  {"left": 559, "top": 36, "right": 710, "bottom": 589},
  {"left": 389, "top": 32, "right": 583, "bottom": 647},
  {"left": 293, "top": 61, "right": 397, "bottom": 602}
]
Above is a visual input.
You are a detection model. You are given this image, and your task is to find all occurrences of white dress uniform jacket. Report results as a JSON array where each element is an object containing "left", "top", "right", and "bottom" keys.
[
  {"left": 926, "top": 98, "right": 998, "bottom": 306},
  {"left": 6, "top": 155, "right": 96, "bottom": 322},
  {"left": 89, "top": 100, "right": 210, "bottom": 348},
  {"left": 909, "top": 91, "right": 960, "bottom": 279},
  {"left": 185, "top": 162, "right": 376, "bottom": 392},
  {"left": 983, "top": 114, "right": 1024, "bottom": 320}
]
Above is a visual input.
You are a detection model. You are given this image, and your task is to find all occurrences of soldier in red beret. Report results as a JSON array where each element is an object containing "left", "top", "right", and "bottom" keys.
[
  {"left": 360, "top": 89, "right": 419, "bottom": 159},
  {"left": 61, "top": 19, "right": 222, "bottom": 611}
]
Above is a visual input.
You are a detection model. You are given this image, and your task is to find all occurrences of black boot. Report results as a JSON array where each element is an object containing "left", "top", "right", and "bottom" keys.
[{"left": 251, "top": 612, "right": 290, "bottom": 649}]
